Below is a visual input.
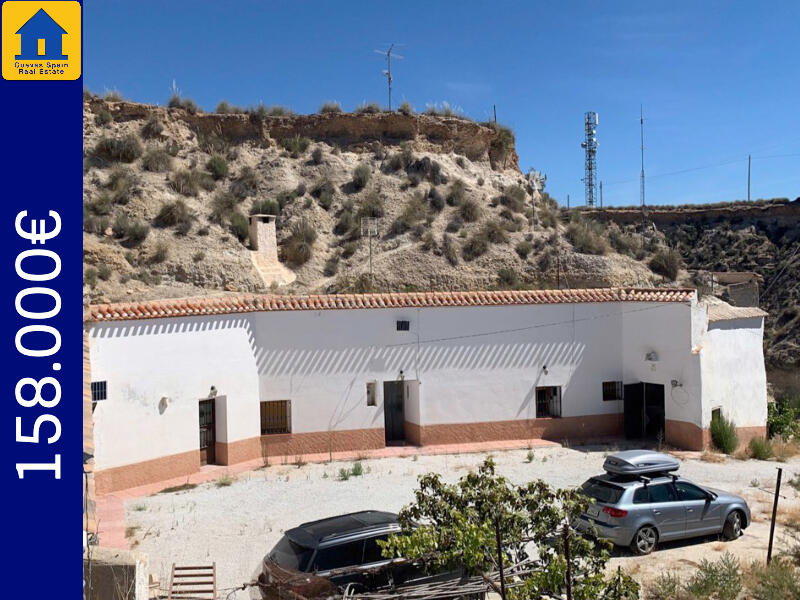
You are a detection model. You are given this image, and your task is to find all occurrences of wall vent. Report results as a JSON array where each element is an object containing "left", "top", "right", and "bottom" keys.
[{"left": 396, "top": 320, "right": 410, "bottom": 331}]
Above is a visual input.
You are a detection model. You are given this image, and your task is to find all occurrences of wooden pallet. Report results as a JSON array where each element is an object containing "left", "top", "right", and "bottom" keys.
[{"left": 167, "top": 563, "right": 217, "bottom": 599}]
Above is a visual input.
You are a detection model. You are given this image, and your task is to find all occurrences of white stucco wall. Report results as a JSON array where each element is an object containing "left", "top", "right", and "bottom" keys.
[
  {"left": 88, "top": 296, "right": 767, "bottom": 470},
  {"left": 90, "top": 317, "right": 260, "bottom": 470},
  {"left": 699, "top": 317, "right": 767, "bottom": 428},
  {"left": 621, "top": 301, "right": 702, "bottom": 428}
]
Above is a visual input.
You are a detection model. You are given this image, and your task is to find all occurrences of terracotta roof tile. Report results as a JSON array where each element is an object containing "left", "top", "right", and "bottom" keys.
[{"left": 88, "top": 288, "right": 695, "bottom": 323}]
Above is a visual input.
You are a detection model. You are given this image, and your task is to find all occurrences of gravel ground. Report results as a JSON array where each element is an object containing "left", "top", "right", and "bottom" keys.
[{"left": 124, "top": 444, "right": 800, "bottom": 598}]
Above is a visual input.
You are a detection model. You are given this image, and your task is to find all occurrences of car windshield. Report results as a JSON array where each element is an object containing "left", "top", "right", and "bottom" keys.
[
  {"left": 269, "top": 535, "right": 315, "bottom": 572},
  {"left": 581, "top": 478, "right": 624, "bottom": 504}
]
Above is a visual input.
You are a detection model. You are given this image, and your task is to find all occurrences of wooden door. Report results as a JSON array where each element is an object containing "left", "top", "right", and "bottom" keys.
[{"left": 199, "top": 399, "right": 215, "bottom": 465}]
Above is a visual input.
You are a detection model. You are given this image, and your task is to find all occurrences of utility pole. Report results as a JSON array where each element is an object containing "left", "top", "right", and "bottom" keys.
[
  {"left": 640, "top": 105, "right": 646, "bottom": 247},
  {"left": 493, "top": 104, "right": 497, "bottom": 123},
  {"left": 747, "top": 154, "right": 751, "bottom": 201},
  {"left": 599, "top": 181, "right": 603, "bottom": 209},
  {"left": 376, "top": 44, "right": 403, "bottom": 111},
  {"left": 566, "top": 194, "right": 570, "bottom": 209},
  {"left": 361, "top": 217, "right": 378, "bottom": 284},
  {"left": 767, "top": 467, "right": 783, "bottom": 564}
]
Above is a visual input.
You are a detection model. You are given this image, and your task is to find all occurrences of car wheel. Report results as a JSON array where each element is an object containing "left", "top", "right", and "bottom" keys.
[
  {"left": 723, "top": 510, "right": 743, "bottom": 540},
  {"left": 630, "top": 525, "right": 658, "bottom": 555}
]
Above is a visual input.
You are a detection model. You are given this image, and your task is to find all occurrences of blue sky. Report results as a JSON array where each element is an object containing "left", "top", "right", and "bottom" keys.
[{"left": 85, "top": 1, "right": 800, "bottom": 207}]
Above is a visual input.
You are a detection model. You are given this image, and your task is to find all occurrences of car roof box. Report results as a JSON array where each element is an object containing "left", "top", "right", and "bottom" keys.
[{"left": 603, "top": 450, "right": 679, "bottom": 476}]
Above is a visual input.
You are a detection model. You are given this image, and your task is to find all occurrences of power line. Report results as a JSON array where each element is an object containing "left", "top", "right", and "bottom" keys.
[{"left": 604, "top": 151, "right": 799, "bottom": 188}]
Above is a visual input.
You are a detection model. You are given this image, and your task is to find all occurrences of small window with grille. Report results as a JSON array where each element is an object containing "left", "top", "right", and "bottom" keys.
[
  {"left": 602, "top": 381, "right": 623, "bottom": 401},
  {"left": 260, "top": 400, "right": 291, "bottom": 435},
  {"left": 91, "top": 381, "right": 107, "bottom": 402}
]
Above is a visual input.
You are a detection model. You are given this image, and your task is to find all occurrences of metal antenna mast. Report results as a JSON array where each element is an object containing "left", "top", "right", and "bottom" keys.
[
  {"left": 640, "top": 106, "right": 646, "bottom": 245},
  {"left": 581, "top": 112, "right": 599, "bottom": 206},
  {"left": 375, "top": 44, "right": 403, "bottom": 110}
]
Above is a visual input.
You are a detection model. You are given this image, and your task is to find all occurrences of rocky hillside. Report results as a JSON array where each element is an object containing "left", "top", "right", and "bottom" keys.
[
  {"left": 82, "top": 97, "right": 797, "bottom": 374},
  {"left": 82, "top": 97, "right": 660, "bottom": 303},
  {"left": 586, "top": 199, "right": 800, "bottom": 373}
]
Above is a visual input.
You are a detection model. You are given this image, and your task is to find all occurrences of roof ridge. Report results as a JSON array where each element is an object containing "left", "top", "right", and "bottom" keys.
[{"left": 88, "top": 288, "right": 696, "bottom": 323}]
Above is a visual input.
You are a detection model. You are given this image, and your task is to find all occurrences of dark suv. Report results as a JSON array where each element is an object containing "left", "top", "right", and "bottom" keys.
[{"left": 259, "top": 511, "right": 452, "bottom": 598}]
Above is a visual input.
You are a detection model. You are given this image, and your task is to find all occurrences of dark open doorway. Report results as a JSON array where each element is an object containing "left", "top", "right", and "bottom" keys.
[
  {"left": 623, "top": 382, "right": 665, "bottom": 441},
  {"left": 383, "top": 381, "right": 405, "bottom": 445},
  {"left": 199, "top": 399, "right": 216, "bottom": 465}
]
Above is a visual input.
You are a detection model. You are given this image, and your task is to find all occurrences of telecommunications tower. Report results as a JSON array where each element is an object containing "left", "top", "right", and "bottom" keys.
[{"left": 581, "top": 111, "right": 599, "bottom": 207}]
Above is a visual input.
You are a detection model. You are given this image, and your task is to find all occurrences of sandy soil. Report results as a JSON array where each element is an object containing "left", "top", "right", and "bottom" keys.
[{"left": 123, "top": 445, "right": 800, "bottom": 598}]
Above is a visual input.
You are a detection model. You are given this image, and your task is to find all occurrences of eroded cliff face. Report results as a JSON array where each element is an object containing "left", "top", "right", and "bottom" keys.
[{"left": 85, "top": 98, "right": 520, "bottom": 171}]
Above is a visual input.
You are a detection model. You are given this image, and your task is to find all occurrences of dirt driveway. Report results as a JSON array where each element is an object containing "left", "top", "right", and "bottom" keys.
[{"left": 122, "top": 444, "right": 800, "bottom": 597}]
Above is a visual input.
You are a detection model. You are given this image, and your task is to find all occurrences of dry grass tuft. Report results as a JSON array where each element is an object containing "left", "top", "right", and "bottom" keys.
[
  {"left": 779, "top": 504, "right": 800, "bottom": 530},
  {"left": 700, "top": 451, "right": 726, "bottom": 463}
]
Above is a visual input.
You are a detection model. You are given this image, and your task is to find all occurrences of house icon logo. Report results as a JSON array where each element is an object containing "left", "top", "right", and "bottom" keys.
[
  {"left": 2, "top": 1, "right": 81, "bottom": 81},
  {"left": 15, "top": 8, "right": 68, "bottom": 60}
]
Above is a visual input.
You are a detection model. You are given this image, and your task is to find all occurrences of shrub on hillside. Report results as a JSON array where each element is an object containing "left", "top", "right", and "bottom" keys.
[
  {"left": 649, "top": 248, "right": 682, "bottom": 280},
  {"left": 103, "top": 90, "right": 124, "bottom": 102},
  {"left": 311, "top": 147, "right": 324, "bottom": 165},
  {"left": 105, "top": 166, "right": 138, "bottom": 203},
  {"left": 284, "top": 219, "right": 317, "bottom": 266},
  {"left": 483, "top": 220, "right": 507, "bottom": 244},
  {"left": 460, "top": 198, "right": 481, "bottom": 222},
  {"left": 352, "top": 164, "right": 371, "bottom": 190},
  {"left": 170, "top": 169, "right": 215, "bottom": 196},
  {"left": 168, "top": 94, "right": 199, "bottom": 114},
  {"left": 141, "top": 148, "right": 173, "bottom": 172},
  {"left": 357, "top": 192, "right": 384, "bottom": 218},
  {"left": 428, "top": 187, "right": 445, "bottom": 211},
  {"left": 516, "top": 241, "right": 533, "bottom": 259},
  {"left": 112, "top": 214, "right": 149, "bottom": 245},
  {"left": 487, "top": 122, "right": 515, "bottom": 162},
  {"left": 250, "top": 198, "right": 279, "bottom": 216},
  {"left": 230, "top": 166, "right": 259, "bottom": 199},
  {"left": 319, "top": 101, "right": 342, "bottom": 114},
  {"left": 206, "top": 154, "right": 229, "bottom": 180},
  {"left": 91, "top": 135, "right": 143, "bottom": 164},
  {"left": 566, "top": 219, "right": 608, "bottom": 255},
  {"left": 249, "top": 104, "right": 294, "bottom": 117},
  {"left": 215, "top": 100, "right": 245, "bottom": 114},
  {"left": 447, "top": 179, "right": 467, "bottom": 206},
  {"left": 497, "top": 268, "right": 520, "bottom": 289},
  {"left": 83, "top": 214, "right": 110, "bottom": 235},
  {"left": 498, "top": 185, "right": 527, "bottom": 213},
  {"left": 280, "top": 136, "right": 310, "bottom": 156},
  {"left": 140, "top": 116, "right": 164, "bottom": 140},
  {"left": 311, "top": 178, "right": 335, "bottom": 210},
  {"left": 442, "top": 233, "right": 458, "bottom": 266},
  {"left": 94, "top": 109, "right": 112, "bottom": 126},
  {"left": 390, "top": 194, "right": 428, "bottom": 235},
  {"left": 210, "top": 190, "right": 239, "bottom": 224},
  {"left": 710, "top": 413, "right": 739, "bottom": 455},
  {"left": 354, "top": 102, "right": 381, "bottom": 114},
  {"left": 462, "top": 232, "right": 489, "bottom": 261},
  {"left": 84, "top": 267, "right": 98, "bottom": 288},
  {"left": 397, "top": 101, "right": 414, "bottom": 115},
  {"left": 154, "top": 200, "right": 193, "bottom": 233},
  {"left": 229, "top": 211, "right": 249, "bottom": 242}
]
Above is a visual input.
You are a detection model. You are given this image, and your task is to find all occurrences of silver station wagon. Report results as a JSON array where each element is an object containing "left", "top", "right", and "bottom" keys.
[{"left": 577, "top": 450, "right": 750, "bottom": 555}]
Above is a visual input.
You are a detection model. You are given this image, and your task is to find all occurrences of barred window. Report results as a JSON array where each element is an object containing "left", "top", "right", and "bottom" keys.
[
  {"left": 260, "top": 400, "right": 291, "bottom": 435},
  {"left": 602, "top": 381, "right": 623, "bottom": 401},
  {"left": 91, "top": 381, "right": 107, "bottom": 402}
]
